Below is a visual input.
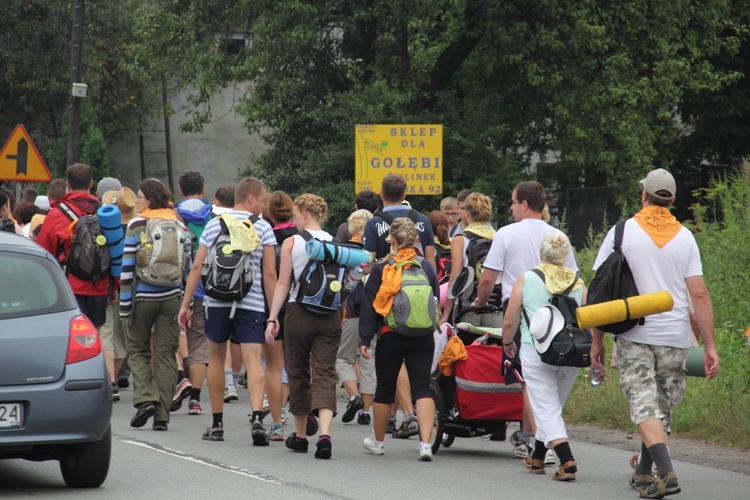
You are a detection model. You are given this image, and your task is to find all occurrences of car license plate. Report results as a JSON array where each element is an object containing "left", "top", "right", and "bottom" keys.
[{"left": 0, "top": 403, "right": 23, "bottom": 428}]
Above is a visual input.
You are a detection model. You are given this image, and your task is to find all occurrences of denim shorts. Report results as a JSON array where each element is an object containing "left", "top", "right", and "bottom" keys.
[{"left": 204, "top": 307, "right": 266, "bottom": 344}]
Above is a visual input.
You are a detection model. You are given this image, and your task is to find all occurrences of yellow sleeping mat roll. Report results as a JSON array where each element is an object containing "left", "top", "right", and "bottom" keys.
[{"left": 576, "top": 291, "right": 674, "bottom": 329}]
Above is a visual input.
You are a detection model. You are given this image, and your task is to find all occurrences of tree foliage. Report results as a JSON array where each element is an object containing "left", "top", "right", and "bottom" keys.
[
  {"left": 126, "top": 1, "right": 747, "bottom": 226},
  {"left": 0, "top": 1, "right": 150, "bottom": 156}
]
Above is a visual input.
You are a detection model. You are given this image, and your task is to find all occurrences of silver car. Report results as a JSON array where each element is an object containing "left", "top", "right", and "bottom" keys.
[{"left": 0, "top": 232, "right": 112, "bottom": 487}]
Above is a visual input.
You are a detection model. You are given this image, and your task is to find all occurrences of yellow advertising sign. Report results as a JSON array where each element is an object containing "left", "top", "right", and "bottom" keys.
[{"left": 355, "top": 124, "right": 443, "bottom": 195}]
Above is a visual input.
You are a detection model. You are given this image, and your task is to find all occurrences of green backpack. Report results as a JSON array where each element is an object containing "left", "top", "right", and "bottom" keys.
[{"left": 385, "top": 256, "right": 439, "bottom": 337}]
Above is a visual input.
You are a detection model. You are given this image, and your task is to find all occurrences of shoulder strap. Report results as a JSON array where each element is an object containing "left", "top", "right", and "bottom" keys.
[
  {"left": 374, "top": 212, "right": 394, "bottom": 224},
  {"left": 614, "top": 220, "right": 626, "bottom": 252},
  {"left": 298, "top": 229, "right": 313, "bottom": 242},
  {"left": 407, "top": 209, "right": 418, "bottom": 222},
  {"left": 58, "top": 202, "right": 79, "bottom": 222}
]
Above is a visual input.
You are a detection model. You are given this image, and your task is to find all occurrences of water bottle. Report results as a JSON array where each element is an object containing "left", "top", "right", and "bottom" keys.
[
  {"left": 344, "top": 263, "right": 365, "bottom": 293},
  {"left": 590, "top": 366, "right": 605, "bottom": 387}
]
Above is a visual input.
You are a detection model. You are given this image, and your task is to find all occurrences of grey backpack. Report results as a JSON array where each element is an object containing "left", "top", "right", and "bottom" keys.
[{"left": 135, "top": 218, "right": 189, "bottom": 287}]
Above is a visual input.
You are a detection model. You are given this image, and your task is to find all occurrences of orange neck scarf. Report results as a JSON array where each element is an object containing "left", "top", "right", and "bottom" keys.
[
  {"left": 633, "top": 206, "right": 681, "bottom": 248},
  {"left": 140, "top": 208, "right": 178, "bottom": 221},
  {"left": 373, "top": 248, "right": 417, "bottom": 316}
]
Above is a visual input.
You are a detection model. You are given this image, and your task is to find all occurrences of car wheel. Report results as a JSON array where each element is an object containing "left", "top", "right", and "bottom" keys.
[
  {"left": 60, "top": 425, "right": 111, "bottom": 487},
  {"left": 429, "top": 379, "right": 445, "bottom": 455}
]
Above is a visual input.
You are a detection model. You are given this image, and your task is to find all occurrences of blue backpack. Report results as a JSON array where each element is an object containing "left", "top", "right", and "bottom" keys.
[{"left": 294, "top": 231, "right": 351, "bottom": 315}]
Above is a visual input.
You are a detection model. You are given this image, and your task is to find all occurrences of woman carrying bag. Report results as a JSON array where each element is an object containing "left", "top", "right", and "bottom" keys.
[
  {"left": 359, "top": 217, "right": 439, "bottom": 461},
  {"left": 502, "top": 231, "right": 587, "bottom": 481}
]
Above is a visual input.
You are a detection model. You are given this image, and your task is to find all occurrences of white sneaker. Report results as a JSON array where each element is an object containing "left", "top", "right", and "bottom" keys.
[
  {"left": 545, "top": 449, "right": 556, "bottom": 466},
  {"left": 363, "top": 436, "right": 385, "bottom": 455},
  {"left": 224, "top": 385, "right": 239, "bottom": 402},
  {"left": 417, "top": 442, "right": 433, "bottom": 462}
]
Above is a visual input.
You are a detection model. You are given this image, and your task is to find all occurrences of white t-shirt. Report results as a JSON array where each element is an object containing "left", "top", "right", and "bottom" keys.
[
  {"left": 483, "top": 218, "right": 578, "bottom": 302},
  {"left": 289, "top": 229, "right": 333, "bottom": 302},
  {"left": 592, "top": 218, "right": 702, "bottom": 348}
]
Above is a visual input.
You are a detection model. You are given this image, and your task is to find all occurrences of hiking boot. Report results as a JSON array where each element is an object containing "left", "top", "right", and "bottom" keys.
[
  {"left": 385, "top": 416, "right": 397, "bottom": 434},
  {"left": 630, "top": 473, "right": 656, "bottom": 490},
  {"left": 251, "top": 417, "right": 269, "bottom": 446},
  {"left": 130, "top": 402, "right": 156, "bottom": 428},
  {"left": 363, "top": 436, "right": 385, "bottom": 455},
  {"left": 523, "top": 456, "right": 545, "bottom": 474},
  {"left": 357, "top": 412, "right": 372, "bottom": 425},
  {"left": 224, "top": 385, "right": 239, "bottom": 403},
  {"left": 285, "top": 432, "right": 309, "bottom": 453},
  {"left": 117, "top": 375, "right": 130, "bottom": 388},
  {"left": 112, "top": 382, "right": 120, "bottom": 402},
  {"left": 640, "top": 471, "right": 680, "bottom": 499},
  {"left": 188, "top": 400, "right": 202, "bottom": 415},
  {"left": 152, "top": 420, "right": 168, "bottom": 431},
  {"left": 553, "top": 460, "right": 577, "bottom": 481},
  {"left": 269, "top": 424, "right": 284, "bottom": 442},
  {"left": 171, "top": 378, "right": 193, "bottom": 412},
  {"left": 342, "top": 395, "right": 364, "bottom": 423},
  {"left": 417, "top": 442, "right": 433, "bottom": 462},
  {"left": 202, "top": 423, "right": 224, "bottom": 442},
  {"left": 315, "top": 437, "right": 332, "bottom": 459},
  {"left": 392, "top": 416, "right": 419, "bottom": 439}
]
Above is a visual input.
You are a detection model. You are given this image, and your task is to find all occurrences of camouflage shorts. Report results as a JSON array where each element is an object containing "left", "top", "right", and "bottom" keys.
[{"left": 616, "top": 337, "right": 688, "bottom": 427}]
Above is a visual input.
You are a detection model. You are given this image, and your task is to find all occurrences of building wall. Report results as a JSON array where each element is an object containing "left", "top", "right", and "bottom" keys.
[{"left": 107, "top": 84, "right": 268, "bottom": 203}]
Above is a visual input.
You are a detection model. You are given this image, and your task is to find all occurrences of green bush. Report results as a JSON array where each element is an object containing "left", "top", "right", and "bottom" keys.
[{"left": 564, "top": 167, "right": 750, "bottom": 448}]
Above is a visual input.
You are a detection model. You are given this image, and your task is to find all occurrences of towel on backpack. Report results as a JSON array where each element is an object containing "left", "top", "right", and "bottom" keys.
[
  {"left": 373, "top": 248, "right": 416, "bottom": 316},
  {"left": 219, "top": 213, "right": 261, "bottom": 253}
]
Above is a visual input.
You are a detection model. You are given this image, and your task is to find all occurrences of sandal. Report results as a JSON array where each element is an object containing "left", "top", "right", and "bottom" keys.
[
  {"left": 639, "top": 471, "right": 680, "bottom": 499},
  {"left": 631, "top": 453, "right": 659, "bottom": 478},
  {"left": 523, "top": 456, "right": 545, "bottom": 474},
  {"left": 553, "top": 459, "right": 577, "bottom": 481},
  {"left": 629, "top": 473, "right": 656, "bottom": 490}
]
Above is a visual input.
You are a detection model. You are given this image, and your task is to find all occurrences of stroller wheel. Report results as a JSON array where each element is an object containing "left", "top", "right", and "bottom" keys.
[
  {"left": 428, "top": 379, "right": 445, "bottom": 455},
  {"left": 442, "top": 433, "right": 455, "bottom": 448}
]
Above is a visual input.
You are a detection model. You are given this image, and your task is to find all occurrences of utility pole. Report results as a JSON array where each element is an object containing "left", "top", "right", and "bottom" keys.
[
  {"left": 67, "top": 0, "right": 85, "bottom": 167},
  {"left": 161, "top": 76, "right": 174, "bottom": 195}
]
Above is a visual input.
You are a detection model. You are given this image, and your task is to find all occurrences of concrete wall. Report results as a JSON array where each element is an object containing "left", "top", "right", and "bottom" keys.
[{"left": 107, "top": 83, "right": 268, "bottom": 202}]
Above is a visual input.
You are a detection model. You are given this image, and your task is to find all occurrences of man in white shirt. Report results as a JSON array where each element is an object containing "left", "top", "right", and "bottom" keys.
[
  {"left": 590, "top": 168, "right": 719, "bottom": 498},
  {"left": 474, "top": 181, "right": 576, "bottom": 458}
]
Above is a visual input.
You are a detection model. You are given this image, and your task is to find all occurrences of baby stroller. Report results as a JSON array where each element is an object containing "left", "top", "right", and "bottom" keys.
[{"left": 429, "top": 323, "right": 524, "bottom": 455}]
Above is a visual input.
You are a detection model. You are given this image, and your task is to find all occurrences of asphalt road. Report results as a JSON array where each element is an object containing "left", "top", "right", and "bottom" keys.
[{"left": 2, "top": 386, "right": 749, "bottom": 499}]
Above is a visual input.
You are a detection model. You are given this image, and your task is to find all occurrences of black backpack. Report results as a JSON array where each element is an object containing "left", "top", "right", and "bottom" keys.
[
  {"left": 524, "top": 269, "right": 592, "bottom": 368},
  {"left": 201, "top": 215, "right": 258, "bottom": 304},
  {"left": 295, "top": 230, "right": 351, "bottom": 315},
  {"left": 464, "top": 232, "right": 502, "bottom": 306},
  {"left": 58, "top": 202, "right": 110, "bottom": 286},
  {"left": 587, "top": 220, "right": 644, "bottom": 334}
]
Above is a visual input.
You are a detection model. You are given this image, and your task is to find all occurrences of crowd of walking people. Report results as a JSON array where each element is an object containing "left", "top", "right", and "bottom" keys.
[{"left": 0, "top": 164, "right": 719, "bottom": 498}]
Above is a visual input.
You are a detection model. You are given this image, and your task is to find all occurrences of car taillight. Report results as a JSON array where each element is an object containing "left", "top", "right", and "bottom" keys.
[{"left": 66, "top": 315, "right": 102, "bottom": 364}]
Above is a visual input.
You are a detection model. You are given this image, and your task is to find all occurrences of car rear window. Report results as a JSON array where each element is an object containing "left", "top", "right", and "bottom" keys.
[{"left": 0, "top": 253, "right": 77, "bottom": 320}]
